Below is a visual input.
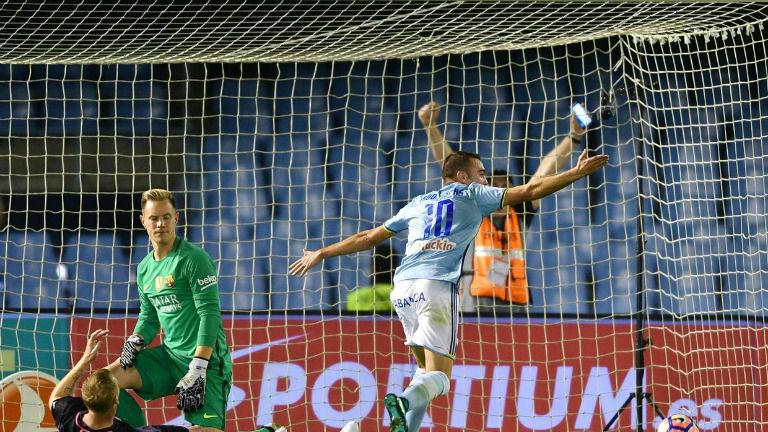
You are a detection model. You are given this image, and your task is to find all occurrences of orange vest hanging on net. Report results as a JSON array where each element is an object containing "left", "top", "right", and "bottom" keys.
[{"left": 469, "top": 208, "right": 529, "bottom": 304}]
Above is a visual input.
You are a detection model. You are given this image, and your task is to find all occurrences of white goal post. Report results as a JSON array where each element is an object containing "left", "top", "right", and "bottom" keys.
[{"left": 1, "top": 2, "right": 767, "bottom": 431}]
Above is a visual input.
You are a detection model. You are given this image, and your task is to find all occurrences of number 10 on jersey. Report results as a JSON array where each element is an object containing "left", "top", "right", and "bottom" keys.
[{"left": 423, "top": 199, "right": 454, "bottom": 238}]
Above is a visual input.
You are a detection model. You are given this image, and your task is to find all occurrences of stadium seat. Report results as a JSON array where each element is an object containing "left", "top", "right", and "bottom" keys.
[
  {"left": 309, "top": 218, "right": 342, "bottom": 244},
  {"left": 0, "top": 81, "right": 33, "bottom": 137},
  {"left": 525, "top": 231, "right": 545, "bottom": 313},
  {"left": 655, "top": 239, "right": 721, "bottom": 316},
  {"left": 266, "top": 226, "right": 334, "bottom": 310},
  {"left": 720, "top": 240, "right": 768, "bottom": 317},
  {"left": 341, "top": 192, "right": 375, "bottom": 223},
  {"left": 305, "top": 186, "right": 340, "bottom": 224},
  {"left": 527, "top": 231, "right": 590, "bottom": 315},
  {"left": 322, "top": 249, "right": 372, "bottom": 308},
  {"left": 593, "top": 258, "right": 637, "bottom": 316},
  {"left": 208, "top": 77, "right": 272, "bottom": 136},
  {"left": 391, "top": 135, "right": 442, "bottom": 201},
  {"left": 2, "top": 230, "right": 62, "bottom": 310},
  {"left": 60, "top": 232, "right": 134, "bottom": 311},
  {"left": 43, "top": 80, "right": 99, "bottom": 137},
  {"left": 543, "top": 263, "right": 590, "bottom": 315},
  {"left": 199, "top": 149, "right": 271, "bottom": 237},
  {"left": 389, "top": 56, "right": 449, "bottom": 131},
  {"left": 215, "top": 240, "right": 270, "bottom": 311},
  {"left": 565, "top": 38, "right": 613, "bottom": 99},
  {"left": 721, "top": 269, "right": 768, "bottom": 318},
  {"left": 230, "top": 274, "right": 270, "bottom": 311},
  {"left": 96, "top": 80, "right": 168, "bottom": 137}
]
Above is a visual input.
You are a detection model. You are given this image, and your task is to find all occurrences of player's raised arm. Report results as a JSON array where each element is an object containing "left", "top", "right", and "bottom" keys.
[
  {"left": 502, "top": 148, "right": 608, "bottom": 208},
  {"left": 289, "top": 226, "right": 395, "bottom": 277},
  {"left": 50, "top": 329, "right": 109, "bottom": 405},
  {"left": 527, "top": 109, "right": 590, "bottom": 210},
  {"left": 419, "top": 101, "right": 454, "bottom": 166}
]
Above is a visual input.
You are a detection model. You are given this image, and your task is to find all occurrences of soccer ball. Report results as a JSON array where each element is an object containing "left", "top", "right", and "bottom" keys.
[{"left": 657, "top": 414, "right": 700, "bottom": 432}]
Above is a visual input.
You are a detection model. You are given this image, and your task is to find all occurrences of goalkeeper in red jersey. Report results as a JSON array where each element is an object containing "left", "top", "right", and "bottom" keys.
[{"left": 106, "top": 189, "right": 232, "bottom": 432}]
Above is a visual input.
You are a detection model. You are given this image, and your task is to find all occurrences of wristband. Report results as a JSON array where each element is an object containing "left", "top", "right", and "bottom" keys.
[{"left": 190, "top": 357, "right": 209, "bottom": 370}]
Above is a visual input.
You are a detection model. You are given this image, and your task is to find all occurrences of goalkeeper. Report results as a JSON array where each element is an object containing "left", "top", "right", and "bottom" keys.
[{"left": 106, "top": 189, "right": 232, "bottom": 432}]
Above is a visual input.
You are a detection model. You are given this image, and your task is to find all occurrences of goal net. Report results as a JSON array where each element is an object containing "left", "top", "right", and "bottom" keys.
[{"left": 2, "top": 2, "right": 768, "bottom": 431}]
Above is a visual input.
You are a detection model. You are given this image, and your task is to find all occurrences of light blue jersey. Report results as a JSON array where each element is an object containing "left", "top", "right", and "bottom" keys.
[{"left": 384, "top": 182, "right": 506, "bottom": 284}]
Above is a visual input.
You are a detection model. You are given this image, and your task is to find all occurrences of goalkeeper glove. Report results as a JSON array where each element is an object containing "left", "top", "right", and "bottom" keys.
[
  {"left": 119, "top": 334, "right": 145, "bottom": 369},
  {"left": 175, "top": 357, "right": 208, "bottom": 412}
]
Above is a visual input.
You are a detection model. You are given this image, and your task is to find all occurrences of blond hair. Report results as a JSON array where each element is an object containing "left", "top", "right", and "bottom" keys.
[
  {"left": 141, "top": 188, "right": 177, "bottom": 210},
  {"left": 81, "top": 369, "right": 119, "bottom": 415}
]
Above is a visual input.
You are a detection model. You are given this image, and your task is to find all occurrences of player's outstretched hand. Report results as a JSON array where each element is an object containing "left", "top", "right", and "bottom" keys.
[
  {"left": 574, "top": 149, "right": 608, "bottom": 176},
  {"left": 119, "top": 334, "right": 145, "bottom": 369},
  {"left": 289, "top": 248, "right": 323, "bottom": 277},
  {"left": 175, "top": 357, "right": 208, "bottom": 412},
  {"left": 418, "top": 101, "right": 441, "bottom": 128},
  {"left": 76, "top": 329, "right": 109, "bottom": 367}
]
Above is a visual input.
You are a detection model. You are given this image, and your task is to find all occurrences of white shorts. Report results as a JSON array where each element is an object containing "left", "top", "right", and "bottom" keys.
[{"left": 390, "top": 279, "right": 459, "bottom": 359}]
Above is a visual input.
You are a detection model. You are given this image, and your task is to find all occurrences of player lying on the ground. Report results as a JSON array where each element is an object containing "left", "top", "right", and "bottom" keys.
[{"left": 49, "top": 329, "right": 190, "bottom": 432}]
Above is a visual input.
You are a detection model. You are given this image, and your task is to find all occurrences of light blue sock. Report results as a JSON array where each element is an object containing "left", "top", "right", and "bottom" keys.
[
  {"left": 400, "top": 370, "right": 450, "bottom": 425},
  {"left": 405, "top": 368, "right": 427, "bottom": 432}
]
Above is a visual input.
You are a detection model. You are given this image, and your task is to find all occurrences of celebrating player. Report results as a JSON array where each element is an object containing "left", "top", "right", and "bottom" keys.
[
  {"left": 289, "top": 141, "right": 608, "bottom": 431},
  {"left": 106, "top": 189, "right": 233, "bottom": 432},
  {"left": 419, "top": 101, "right": 589, "bottom": 312},
  {"left": 49, "top": 329, "right": 189, "bottom": 431}
]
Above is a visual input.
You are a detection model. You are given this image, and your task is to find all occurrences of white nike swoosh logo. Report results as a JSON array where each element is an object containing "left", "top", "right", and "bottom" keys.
[{"left": 230, "top": 334, "right": 306, "bottom": 360}]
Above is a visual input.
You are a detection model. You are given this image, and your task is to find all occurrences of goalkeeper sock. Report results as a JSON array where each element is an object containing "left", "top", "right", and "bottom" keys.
[
  {"left": 405, "top": 368, "right": 427, "bottom": 432},
  {"left": 400, "top": 370, "right": 450, "bottom": 419},
  {"left": 117, "top": 389, "right": 147, "bottom": 427}
]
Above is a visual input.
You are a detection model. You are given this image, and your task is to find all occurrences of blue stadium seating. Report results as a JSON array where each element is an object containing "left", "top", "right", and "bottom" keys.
[
  {"left": 564, "top": 38, "right": 615, "bottom": 100},
  {"left": 1, "top": 230, "right": 62, "bottom": 310},
  {"left": 98, "top": 64, "right": 152, "bottom": 81},
  {"left": 654, "top": 238, "right": 722, "bottom": 316},
  {"left": 537, "top": 261, "right": 591, "bottom": 315},
  {"left": 43, "top": 80, "right": 99, "bottom": 137},
  {"left": 273, "top": 62, "right": 331, "bottom": 135},
  {"left": 0, "top": 81, "right": 33, "bottom": 137},
  {"left": 389, "top": 56, "right": 449, "bottom": 131},
  {"left": 266, "top": 222, "right": 334, "bottom": 310},
  {"left": 592, "top": 252, "right": 637, "bottom": 316},
  {"left": 391, "top": 132, "right": 442, "bottom": 201},
  {"left": 319, "top": 249, "right": 373, "bottom": 310},
  {"left": 98, "top": 80, "right": 168, "bottom": 137},
  {"left": 5, "top": 52, "right": 767, "bottom": 318},
  {"left": 720, "top": 240, "right": 768, "bottom": 317},
  {"left": 304, "top": 186, "right": 341, "bottom": 224},
  {"left": 527, "top": 226, "right": 583, "bottom": 315},
  {"left": 60, "top": 232, "right": 134, "bottom": 311},
  {"left": 208, "top": 78, "right": 272, "bottom": 136},
  {"left": 308, "top": 218, "right": 343, "bottom": 244},
  {"left": 216, "top": 240, "right": 270, "bottom": 311}
]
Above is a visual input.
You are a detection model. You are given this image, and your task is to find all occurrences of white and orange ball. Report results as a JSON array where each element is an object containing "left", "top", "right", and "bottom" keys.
[{"left": 657, "top": 413, "right": 700, "bottom": 432}]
